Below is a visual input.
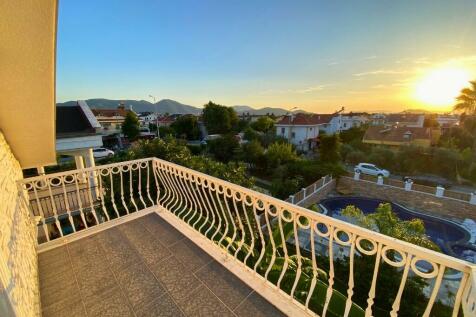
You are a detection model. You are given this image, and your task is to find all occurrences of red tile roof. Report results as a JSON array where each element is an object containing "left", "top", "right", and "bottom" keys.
[
  {"left": 364, "top": 126, "right": 431, "bottom": 143},
  {"left": 276, "top": 113, "right": 333, "bottom": 125},
  {"left": 92, "top": 107, "right": 129, "bottom": 117}
]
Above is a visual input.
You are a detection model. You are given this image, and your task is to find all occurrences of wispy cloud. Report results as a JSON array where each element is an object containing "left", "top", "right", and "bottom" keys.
[
  {"left": 297, "top": 84, "right": 330, "bottom": 93},
  {"left": 328, "top": 61, "right": 340, "bottom": 66},
  {"left": 353, "top": 69, "right": 409, "bottom": 77},
  {"left": 365, "top": 55, "right": 378, "bottom": 60},
  {"left": 259, "top": 84, "right": 332, "bottom": 95}
]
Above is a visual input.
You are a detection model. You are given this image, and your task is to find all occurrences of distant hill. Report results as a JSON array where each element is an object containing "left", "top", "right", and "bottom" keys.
[
  {"left": 232, "top": 105, "right": 298, "bottom": 116},
  {"left": 57, "top": 98, "right": 202, "bottom": 114}
]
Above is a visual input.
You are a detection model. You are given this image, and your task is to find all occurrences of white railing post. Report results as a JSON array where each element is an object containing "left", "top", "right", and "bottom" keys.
[
  {"left": 404, "top": 179, "right": 413, "bottom": 191},
  {"left": 435, "top": 186, "right": 445, "bottom": 197},
  {"left": 302, "top": 188, "right": 307, "bottom": 199},
  {"left": 377, "top": 175, "right": 384, "bottom": 185},
  {"left": 314, "top": 182, "right": 318, "bottom": 193},
  {"left": 470, "top": 193, "right": 476, "bottom": 205},
  {"left": 354, "top": 171, "right": 360, "bottom": 180},
  {"left": 290, "top": 195, "right": 295, "bottom": 204}
]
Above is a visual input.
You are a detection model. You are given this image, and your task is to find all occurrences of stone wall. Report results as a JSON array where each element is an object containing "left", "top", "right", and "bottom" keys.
[
  {"left": 296, "top": 179, "right": 337, "bottom": 207},
  {"left": 338, "top": 177, "right": 476, "bottom": 220},
  {"left": 0, "top": 132, "right": 40, "bottom": 316}
]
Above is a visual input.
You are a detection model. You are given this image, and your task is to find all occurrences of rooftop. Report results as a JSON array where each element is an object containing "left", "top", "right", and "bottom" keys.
[
  {"left": 276, "top": 113, "right": 334, "bottom": 125},
  {"left": 363, "top": 126, "right": 432, "bottom": 143},
  {"left": 39, "top": 213, "right": 282, "bottom": 317}
]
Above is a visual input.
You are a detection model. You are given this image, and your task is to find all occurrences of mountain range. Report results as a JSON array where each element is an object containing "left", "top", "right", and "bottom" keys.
[{"left": 57, "top": 98, "right": 295, "bottom": 115}]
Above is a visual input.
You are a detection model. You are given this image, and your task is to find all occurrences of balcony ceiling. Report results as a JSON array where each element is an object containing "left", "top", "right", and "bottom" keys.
[{"left": 0, "top": 0, "right": 58, "bottom": 168}]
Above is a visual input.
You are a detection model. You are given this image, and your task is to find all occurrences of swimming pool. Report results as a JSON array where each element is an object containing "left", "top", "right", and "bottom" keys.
[{"left": 319, "top": 196, "right": 474, "bottom": 263}]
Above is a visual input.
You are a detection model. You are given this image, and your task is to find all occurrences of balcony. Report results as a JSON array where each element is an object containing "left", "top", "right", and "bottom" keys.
[{"left": 19, "top": 158, "right": 476, "bottom": 316}]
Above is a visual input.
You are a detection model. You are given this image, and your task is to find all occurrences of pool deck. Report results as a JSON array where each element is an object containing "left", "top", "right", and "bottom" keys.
[{"left": 39, "top": 213, "right": 285, "bottom": 317}]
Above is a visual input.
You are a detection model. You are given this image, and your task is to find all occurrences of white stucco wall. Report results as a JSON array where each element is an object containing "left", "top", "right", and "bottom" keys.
[
  {"left": 0, "top": 132, "right": 40, "bottom": 317},
  {"left": 276, "top": 125, "right": 319, "bottom": 150}
]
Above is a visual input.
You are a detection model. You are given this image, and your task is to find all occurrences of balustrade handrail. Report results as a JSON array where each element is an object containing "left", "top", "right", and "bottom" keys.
[
  {"left": 152, "top": 158, "right": 474, "bottom": 273},
  {"left": 17, "top": 157, "right": 476, "bottom": 316}
]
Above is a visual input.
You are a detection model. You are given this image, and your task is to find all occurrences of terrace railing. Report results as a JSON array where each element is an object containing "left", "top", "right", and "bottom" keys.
[
  {"left": 18, "top": 158, "right": 476, "bottom": 316},
  {"left": 285, "top": 175, "right": 334, "bottom": 205},
  {"left": 351, "top": 171, "right": 475, "bottom": 205}
]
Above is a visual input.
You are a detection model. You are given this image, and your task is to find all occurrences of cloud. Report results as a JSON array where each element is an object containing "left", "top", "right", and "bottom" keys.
[
  {"left": 297, "top": 84, "right": 330, "bottom": 93},
  {"left": 371, "top": 84, "right": 387, "bottom": 89},
  {"left": 365, "top": 55, "right": 378, "bottom": 60},
  {"left": 353, "top": 69, "right": 409, "bottom": 77},
  {"left": 328, "top": 61, "right": 340, "bottom": 66}
]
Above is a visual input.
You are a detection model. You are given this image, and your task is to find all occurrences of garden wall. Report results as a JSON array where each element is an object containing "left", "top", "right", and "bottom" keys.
[{"left": 338, "top": 176, "right": 476, "bottom": 221}]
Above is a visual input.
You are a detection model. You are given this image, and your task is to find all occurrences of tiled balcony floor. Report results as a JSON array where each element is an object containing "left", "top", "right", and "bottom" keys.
[{"left": 39, "top": 213, "right": 285, "bottom": 317}]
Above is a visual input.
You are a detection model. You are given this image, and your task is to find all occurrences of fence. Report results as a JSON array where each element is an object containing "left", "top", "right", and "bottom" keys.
[
  {"left": 285, "top": 175, "right": 334, "bottom": 205},
  {"left": 351, "top": 171, "right": 475, "bottom": 205},
  {"left": 18, "top": 158, "right": 476, "bottom": 316}
]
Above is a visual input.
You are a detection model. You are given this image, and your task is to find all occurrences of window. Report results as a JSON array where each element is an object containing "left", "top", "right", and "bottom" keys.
[
  {"left": 309, "top": 127, "right": 313, "bottom": 131},
  {"left": 343, "top": 123, "right": 347, "bottom": 128},
  {"left": 281, "top": 127, "right": 285, "bottom": 134},
  {"left": 291, "top": 132, "right": 296, "bottom": 138}
]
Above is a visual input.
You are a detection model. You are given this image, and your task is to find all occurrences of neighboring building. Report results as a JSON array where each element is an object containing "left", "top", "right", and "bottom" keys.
[
  {"left": 55, "top": 101, "right": 103, "bottom": 172},
  {"left": 437, "top": 114, "right": 459, "bottom": 133},
  {"left": 92, "top": 102, "right": 131, "bottom": 135},
  {"left": 137, "top": 112, "right": 158, "bottom": 127},
  {"left": 363, "top": 126, "right": 439, "bottom": 148},
  {"left": 328, "top": 114, "right": 369, "bottom": 134},
  {"left": 157, "top": 115, "right": 175, "bottom": 127},
  {"left": 275, "top": 113, "right": 333, "bottom": 151},
  {"left": 385, "top": 113, "right": 425, "bottom": 127},
  {"left": 370, "top": 113, "right": 386, "bottom": 126}
]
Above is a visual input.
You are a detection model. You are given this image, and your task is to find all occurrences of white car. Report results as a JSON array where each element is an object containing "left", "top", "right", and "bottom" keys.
[
  {"left": 354, "top": 163, "right": 390, "bottom": 177},
  {"left": 92, "top": 148, "right": 114, "bottom": 159}
]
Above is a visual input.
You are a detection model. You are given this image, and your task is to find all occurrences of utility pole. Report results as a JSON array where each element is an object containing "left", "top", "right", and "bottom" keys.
[{"left": 149, "top": 95, "right": 160, "bottom": 138}]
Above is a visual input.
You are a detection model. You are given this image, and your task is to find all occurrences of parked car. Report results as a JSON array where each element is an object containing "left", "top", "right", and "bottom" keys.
[
  {"left": 92, "top": 147, "right": 114, "bottom": 159},
  {"left": 354, "top": 163, "right": 390, "bottom": 177}
]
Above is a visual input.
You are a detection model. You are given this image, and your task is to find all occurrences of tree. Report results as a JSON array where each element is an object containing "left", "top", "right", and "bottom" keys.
[
  {"left": 423, "top": 114, "right": 439, "bottom": 127},
  {"left": 251, "top": 116, "right": 275, "bottom": 133},
  {"left": 319, "top": 134, "right": 341, "bottom": 162},
  {"left": 208, "top": 134, "right": 240, "bottom": 162},
  {"left": 202, "top": 101, "right": 238, "bottom": 134},
  {"left": 170, "top": 115, "right": 200, "bottom": 140},
  {"left": 454, "top": 80, "right": 476, "bottom": 114},
  {"left": 241, "top": 139, "right": 264, "bottom": 169},
  {"left": 266, "top": 142, "right": 298, "bottom": 169},
  {"left": 122, "top": 112, "right": 140, "bottom": 140},
  {"left": 341, "top": 203, "right": 439, "bottom": 251}
]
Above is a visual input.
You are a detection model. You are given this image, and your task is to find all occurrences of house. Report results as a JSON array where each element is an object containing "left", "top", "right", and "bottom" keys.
[
  {"left": 275, "top": 113, "right": 333, "bottom": 151},
  {"left": 437, "top": 114, "right": 459, "bottom": 133},
  {"left": 370, "top": 113, "right": 386, "bottom": 126},
  {"left": 363, "top": 126, "right": 439, "bottom": 147},
  {"left": 91, "top": 102, "right": 132, "bottom": 135},
  {"left": 137, "top": 112, "right": 158, "bottom": 127},
  {"left": 157, "top": 115, "right": 175, "bottom": 127},
  {"left": 328, "top": 114, "right": 369, "bottom": 133},
  {"left": 384, "top": 113, "right": 425, "bottom": 127},
  {"left": 54, "top": 101, "right": 103, "bottom": 172}
]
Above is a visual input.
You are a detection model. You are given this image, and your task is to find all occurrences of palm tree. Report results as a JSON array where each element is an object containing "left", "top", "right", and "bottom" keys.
[{"left": 454, "top": 80, "right": 476, "bottom": 114}]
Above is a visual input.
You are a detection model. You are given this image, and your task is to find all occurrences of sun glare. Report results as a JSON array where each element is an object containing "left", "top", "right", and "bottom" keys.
[{"left": 415, "top": 67, "right": 470, "bottom": 109}]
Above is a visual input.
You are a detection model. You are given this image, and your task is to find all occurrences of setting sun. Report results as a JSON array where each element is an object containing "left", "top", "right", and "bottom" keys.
[{"left": 415, "top": 67, "right": 470, "bottom": 109}]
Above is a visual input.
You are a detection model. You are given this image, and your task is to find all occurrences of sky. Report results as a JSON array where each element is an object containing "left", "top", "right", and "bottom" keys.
[{"left": 57, "top": 0, "right": 476, "bottom": 113}]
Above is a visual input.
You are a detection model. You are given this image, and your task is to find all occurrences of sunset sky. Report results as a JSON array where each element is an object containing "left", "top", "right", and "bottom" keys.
[{"left": 57, "top": 0, "right": 476, "bottom": 113}]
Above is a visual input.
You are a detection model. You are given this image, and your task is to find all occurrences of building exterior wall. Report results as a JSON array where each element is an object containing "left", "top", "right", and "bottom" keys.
[
  {"left": 0, "top": 133, "right": 40, "bottom": 317},
  {"left": 275, "top": 125, "right": 319, "bottom": 151},
  {"left": 338, "top": 176, "right": 475, "bottom": 220}
]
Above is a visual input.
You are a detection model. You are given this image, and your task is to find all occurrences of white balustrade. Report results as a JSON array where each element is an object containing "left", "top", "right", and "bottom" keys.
[
  {"left": 435, "top": 186, "right": 445, "bottom": 197},
  {"left": 377, "top": 175, "right": 384, "bottom": 185},
  {"left": 18, "top": 158, "right": 476, "bottom": 316},
  {"left": 404, "top": 180, "right": 413, "bottom": 191},
  {"left": 470, "top": 193, "right": 476, "bottom": 205},
  {"left": 354, "top": 171, "right": 361, "bottom": 180}
]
